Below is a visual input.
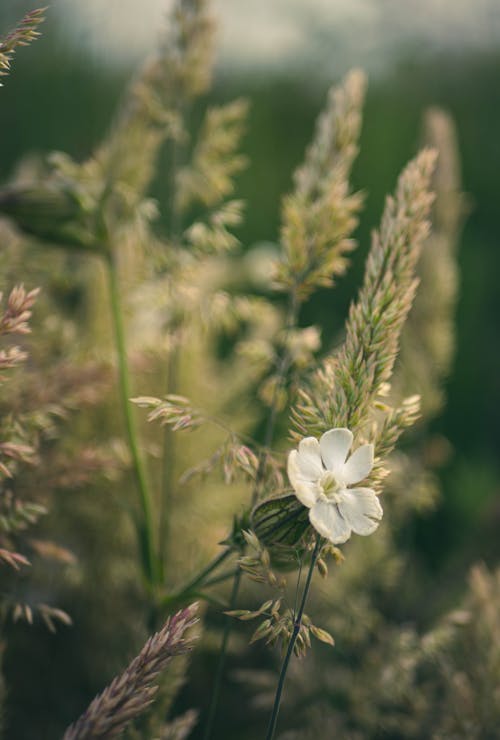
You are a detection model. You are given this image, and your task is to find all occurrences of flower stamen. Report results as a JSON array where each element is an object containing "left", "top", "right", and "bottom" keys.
[{"left": 319, "top": 471, "right": 341, "bottom": 501}]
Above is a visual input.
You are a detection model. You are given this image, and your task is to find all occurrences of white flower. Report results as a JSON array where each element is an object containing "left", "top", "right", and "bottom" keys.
[{"left": 287, "top": 428, "right": 382, "bottom": 544}]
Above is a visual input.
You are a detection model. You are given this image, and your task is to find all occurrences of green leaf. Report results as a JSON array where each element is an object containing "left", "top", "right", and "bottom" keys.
[{"left": 251, "top": 494, "right": 309, "bottom": 548}]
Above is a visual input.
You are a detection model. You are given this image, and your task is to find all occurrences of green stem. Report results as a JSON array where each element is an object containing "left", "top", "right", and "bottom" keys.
[
  {"left": 159, "top": 548, "right": 233, "bottom": 608},
  {"left": 203, "top": 569, "right": 238, "bottom": 588},
  {"left": 159, "top": 111, "right": 187, "bottom": 577},
  {"left": 183, "top": 591, "right": 228, "bottom": 610},
  {"left": 106, "top": 255, "right": 158, "bottom": 587},
  {"left": 203, "top": 567, "right": 242, "bottom": 740},
  {"left": 175, "top": 548, "right": 233, "bottom": 595},
  {"left": 204, "top": 287, "right": 301, "bottom": 738},
  {"left": 159, "top": 342, "right": 179, "bottom": 578},
  {"left": 266, "top": 534, "right": 322, "bottom": 740}
]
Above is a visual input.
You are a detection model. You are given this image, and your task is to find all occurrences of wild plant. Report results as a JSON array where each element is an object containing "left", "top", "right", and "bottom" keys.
[
  {"left": 63, "top": 603, "right": 199, "bottom": 740},
  {"left": 0, "top": 2, "right": 495, "bottom": 740},
  {"left": 0, "top": 4, "right": 78, "bottom": 632},
  {"left": 234, "top": 105, "right": 466, "bottom": 740}
]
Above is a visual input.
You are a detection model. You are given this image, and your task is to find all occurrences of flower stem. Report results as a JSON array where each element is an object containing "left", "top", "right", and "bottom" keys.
[
  {"left": 159, "top": 114, "right": 187, "bottom": 579},
  {"left": 203, "top": 566, "right": 242, "bottom": 740},
  {"left": 204, "top": 288, "right": 301, "bottom": 738},
  {"left": 159, "top": 341, "right": 179, "bottom": 579},
  {"left": 265, "top": 534, "right": 322, "bottom": 740},
  {"left": 106, "top": 255, "right": 158, "bottom": 587}
]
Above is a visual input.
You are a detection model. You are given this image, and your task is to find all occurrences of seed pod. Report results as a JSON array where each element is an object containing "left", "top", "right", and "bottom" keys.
[
  {"left": 267, "top": 571, "right": 278, "bottom": 587},
  {"left": 224, "top": 609, "right": 251, "bottom": 618},
  {"left": 294, "top": 633, "right": 306, "bottom": 656},
  {"left": 310, "top": 625, "right": 335, "bottom": 646},
  {"left": 258, "top": 600, "right": 274, "bottom": 615},
  {"left": 246, "top": 573, "right": 266, "bottom": 584},
  {"left": 301, "top": 626, "right": 311, "bottom": 649},
  {"left": 317, "top": 557, "right": 328, "bottom": 578},
  {"left": 260, "top": 548, "right": 271, "bottom": 568},
  {"left": 271, "top": 599, "right": 282, "bottom": 619},
  {"left": 242, "top": 530, "right": 261, "bottom": 552},
  {"left": 251, "top": 494, "right": 309, "bottom": 548},
  {"left": 250, "top": 619, "right": 272, "bottom": 644},
  {"left": 239, "top": 556, "right": 259, "bottom": 568},
  {"left": 0, "top": 185, "right": 97, "bottom": 251}
]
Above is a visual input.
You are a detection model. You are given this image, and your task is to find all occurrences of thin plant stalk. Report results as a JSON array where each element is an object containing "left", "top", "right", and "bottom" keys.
[
  {"left": 159, "top": 342, "right": 179, "bottom": 577},
  {"left": 161, "top": 547, "right": 233, "bottom": 608},
  {"left": 159, "top": 116, "right": 187, "bottom": 578},
  {"left": 265, "top": 534, "right": 323, "bottom": 740},
  {"left": 106, "top": 254, "right": 158, "bottom": 587},
  {"left": 202, "top": 567, "right": 242, "bottom": 740},
  {"left": 204, "top": 287, "right": 300, "bottom": 739},
  {"left": 203, "top": 569, "right": 239, "bottom": 587}
]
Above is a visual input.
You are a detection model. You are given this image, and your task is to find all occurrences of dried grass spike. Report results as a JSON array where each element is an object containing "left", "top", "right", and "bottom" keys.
[
  {"left": 0, "top": 7, "right": 46, "bottom": 84},
  {"left": 63, "top": 604, "right": 199, "bottom": 740}
]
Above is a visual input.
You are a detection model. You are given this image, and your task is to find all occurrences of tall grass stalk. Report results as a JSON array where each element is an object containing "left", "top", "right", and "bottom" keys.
[
  {"left": 202, "top": 567, "right": 242, "bottom": 740},
  {"left": 106, "top": 254, "right": 158, "bottom": 588},
  {"left": 266, "top": 534, "right": 322, "bottom": 740},
  {"left": 203, "top": 289, "right": 301, "bottom": 739},
  {"left": 159, "top": 127, "right": 186, "bottom": 579},
  {"left": 201, "top": 66, "right": 363, "bottom": 707}
]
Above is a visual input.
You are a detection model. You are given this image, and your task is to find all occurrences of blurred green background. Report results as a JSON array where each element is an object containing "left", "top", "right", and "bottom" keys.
[{"left": 1, "top": 1, "right": 500, "bottom": 734}]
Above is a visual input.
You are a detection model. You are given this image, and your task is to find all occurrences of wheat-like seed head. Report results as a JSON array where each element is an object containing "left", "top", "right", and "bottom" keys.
[{"left": 63, "top": 604, "right": 199, "bottom": 740}]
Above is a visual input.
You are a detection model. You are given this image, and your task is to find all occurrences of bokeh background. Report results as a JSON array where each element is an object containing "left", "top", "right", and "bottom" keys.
[{"left": 1, "top": 0, "right": 500, "bottom": 737}]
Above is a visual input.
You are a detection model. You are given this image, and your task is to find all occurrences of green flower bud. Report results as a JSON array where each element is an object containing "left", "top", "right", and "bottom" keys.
[{"left": 0, "top": 185, "right": 98, "bottom": 251}]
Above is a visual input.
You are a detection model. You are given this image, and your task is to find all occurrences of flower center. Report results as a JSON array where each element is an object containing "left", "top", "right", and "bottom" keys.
[{"left": 319, "top": 470, "right": 342, "bottom": 503}]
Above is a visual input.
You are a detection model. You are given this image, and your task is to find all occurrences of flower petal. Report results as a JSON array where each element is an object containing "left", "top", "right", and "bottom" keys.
[
  {"left": 338, "top": 487, "right": 382, "bottom": 536},
  {"left": 341, "top": 444, "right": 374, "bottom": 485},
  {"left": 296, "top": 437, "right": 324, "bottom": 480},
  {"left": 287, "top": 450, "right": 318, "bottom": 508},
  {"left": 319, "top": 428, "right": 353, "bottom": 476},
  {"left": 309, "top": 500, "right": 351, "bottom": 544}
]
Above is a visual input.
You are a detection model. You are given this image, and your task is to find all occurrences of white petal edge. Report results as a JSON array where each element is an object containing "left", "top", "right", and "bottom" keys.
[
  {"left": 287, "top": 450, "right": 318, "bottom": 508},
  {"left": 319, "top": 428, "right": 353, "bottom": 476},
  {"left": 287, "top": 449, "right": 300, "bottom": 488},
  {"left": 338, "top": 487, "right": 382, "bottom": 536},
  {"left": 309, "top": 500, "right": 351, "bottom": 544},
  {"left": 341, "top": 443, "right": 374, "bottom": 486},
  {"left": 296, "top": 437, "right": 324, "bottom": 481}
]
